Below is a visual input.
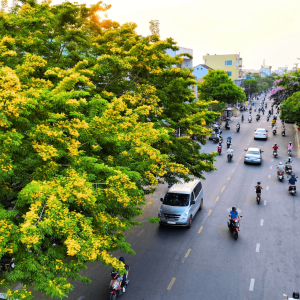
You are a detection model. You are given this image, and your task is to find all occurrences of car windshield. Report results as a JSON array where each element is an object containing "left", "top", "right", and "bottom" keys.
[
  {"left": 256, "top": 130, "right": 265, "bottom": 133},
  {"left": 248, "top": 151, "right": 260, "bottom": 155},
  {"left": 163, "top": 193, "right": 190, "bottom": 206}
]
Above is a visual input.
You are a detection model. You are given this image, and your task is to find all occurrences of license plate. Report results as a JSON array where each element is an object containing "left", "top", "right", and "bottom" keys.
[{"left": 167, "top": 221, "right": 176, "bottom": 224}]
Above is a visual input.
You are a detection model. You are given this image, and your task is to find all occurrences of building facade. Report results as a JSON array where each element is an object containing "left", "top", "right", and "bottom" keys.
[
  {"left": 166, "top": 47, "right": 193, "bottom": 69},
  {"left": 192, "top": 64, "right": 214, "bottom": 98},
  {"left": 202, "top": 53, "right": 243, "bottom": 80}
]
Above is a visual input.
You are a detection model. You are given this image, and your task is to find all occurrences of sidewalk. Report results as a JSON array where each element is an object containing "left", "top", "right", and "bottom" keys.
[{"left": 293, "top": 124, "right": 300, "bottom": 158}]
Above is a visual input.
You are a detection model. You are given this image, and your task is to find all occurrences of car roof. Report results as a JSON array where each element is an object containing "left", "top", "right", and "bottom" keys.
[
  {"left": 168, "top": 179, "right": 200, "bottom": 194},
  {"left": 256, "top": 128, "right": 266, "bottom": 131},
  {"left": 248, "top": 147, "right": 260, "bottom": 152}
]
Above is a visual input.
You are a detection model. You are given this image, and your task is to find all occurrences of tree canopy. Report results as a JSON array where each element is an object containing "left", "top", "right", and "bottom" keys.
[
  {"left": 198, "top": 70, "right": 246, "bottom": 104},
  {"left": 0, "top": 0, "right": 219, "bottom": 298}
]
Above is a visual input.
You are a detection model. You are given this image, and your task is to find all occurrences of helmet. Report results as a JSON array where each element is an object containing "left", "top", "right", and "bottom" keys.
[
  {"left": 257, "top": 182, "right": 261, "bottom": 185},
  {"left": 289, "top": 141, "right": 292, "bottom": 144},
  {"left": 293, "top": 291, "right": 299, "bottom": 299},
  {"left": 292, "top": 174, "right": 295, "bottom": 178},
  {"left": 279, "top": 162, "right": 282, "bottom": 165},
  {"left": 232, "top": 206, "right": 236, "bottom": 212},
  {"left": 274, "top": 143, "right": 277, "bottom": 146},
  {"left": 288, "top": 157, "right": 292, "bottom": 161}
]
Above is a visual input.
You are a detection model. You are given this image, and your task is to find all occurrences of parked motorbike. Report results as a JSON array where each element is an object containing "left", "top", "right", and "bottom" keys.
[
  {"left": 277, "top": 171, "right": 284, "bottom": 181},
  {"left": 228, "top": 217, "right": 242, "bottom": 240},
  {"left": 109, "top": 268, "right": 130, "bottom": 300}
]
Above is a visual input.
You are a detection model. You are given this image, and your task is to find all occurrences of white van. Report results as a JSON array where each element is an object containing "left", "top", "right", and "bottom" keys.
[{"left": 158, "top": 179, "right": 203, "bottom": 228}]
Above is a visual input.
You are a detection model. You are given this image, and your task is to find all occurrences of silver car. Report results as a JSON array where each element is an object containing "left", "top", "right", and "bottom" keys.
[
  {"left": 158, "top": 179, "right": 203, "bottom": 228},
  {"left": 244, "top": 147, "right": 263, "bottom": 165},
  {"left": 254, "top": 128, "right": 268, "bottom": 140}
]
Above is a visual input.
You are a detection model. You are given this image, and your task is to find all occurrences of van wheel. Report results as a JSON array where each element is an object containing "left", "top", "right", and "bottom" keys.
[
  {"left": 187, "top": 216, "right": 192, "bottom": 228},
  {"left": 199, "top": 199, "right": 203, "bottom": 211}
]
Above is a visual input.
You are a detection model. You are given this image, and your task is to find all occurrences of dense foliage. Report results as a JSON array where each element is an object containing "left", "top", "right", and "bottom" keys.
[
  {"left": 198, "top": 70, "right": 246, "bottom": 105},
  {"left": 0, "top": 0, "right": 219, "bottom": 298}
]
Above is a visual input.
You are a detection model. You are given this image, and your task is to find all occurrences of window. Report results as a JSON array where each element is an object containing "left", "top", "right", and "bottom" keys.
[
  {"left": 227, "top": 71, "right": 232, "bottom": 76},
  {"left": 193, "top": 182, "right": 202, "bottom": 198},
  {"left": 225, "top": 60, "right": 232, "bottom": 66},
  {"left": 191, "top": 192, "right": 195, "bottom": 202}
]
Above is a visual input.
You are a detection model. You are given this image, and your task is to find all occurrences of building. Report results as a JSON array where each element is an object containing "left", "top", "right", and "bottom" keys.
[
  {"left": 202, "top": 53, "right": 243, "bottom": 80},
  {"left": 166, "top": 46, "right": 193, "bottom": 69},
  {"left": 192, "top": 64, "right": 214, "bottom": 98},
  {"left": 260, "top": 61, "right": 272, "bottom": 77}
]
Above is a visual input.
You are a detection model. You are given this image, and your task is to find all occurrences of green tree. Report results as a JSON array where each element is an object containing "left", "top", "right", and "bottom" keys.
[
  {"left": 199, "top": 70, "right": 246, "bottom": 104},
  {"left": 0, "top": 0, "right": 219, "bottom": 298},
  {"left": 149, "top": 20, "right": 160, "bottom": 37},
  {"left": 280, "top": 91, "right": 300, "bottom": 123},
  {"left": 243, "top": 78, "right": 259, "bottom": 96}
]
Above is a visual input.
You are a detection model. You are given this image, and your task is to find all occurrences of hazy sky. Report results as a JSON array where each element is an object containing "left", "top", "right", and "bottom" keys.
[{"left": 54, "top": 0, "right": 300, "bottom": 71}]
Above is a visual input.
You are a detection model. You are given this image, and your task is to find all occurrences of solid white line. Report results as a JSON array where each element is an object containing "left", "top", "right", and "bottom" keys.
[
  {"left": 268, "top": 175, "right": 271, "bottom": 178},
  {"left": 256, "top": 243, "right": 260, "bottom": 252},
  {"left": 270, "top": 166, "right": 272, "bottom": 169},
  {"left": 266, "top": 186, "right": 269, "bottom": 190},
  {"left": 137, "top": 230, "right": 144, "bottom": 237},
  {"left": 249, "top": 278, "right": 255, "bottom": 291},
  {"left": 264, "top": 200, "right": 267, "bottom": 205},
  {"left": 260, "top": 219, "right": 264, "bottom": 226}
]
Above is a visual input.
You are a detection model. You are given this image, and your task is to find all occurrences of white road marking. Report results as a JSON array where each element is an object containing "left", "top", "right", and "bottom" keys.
[
  {"left": 77, "top": 297, "right": 85, "bottom": 300},
  {"left": 268, "top": 175, "right": 271, "bottom": 178},
  {"left": 137, "top": 230, "right": 144, "bottom": 237},
  {"left": 264, "top": 200, "right": 267, "bottom": 205},
  {"left": 249, "top": 278, "right": 255, "bottom": 291},
  {"left": 260, "top": 219, "right": 264, "bottom": 226},
  {"left": 270, "top": 166, "right": 272, "bottom": 169},
  {"left": 266, "top": 186, "right": 269, "bottom": 190},
  {"left": 271, "top": 159, "right": 273, "bottom": 162},
  {"left": 256, "top": 243, "right": 260, "bottom": 252}
]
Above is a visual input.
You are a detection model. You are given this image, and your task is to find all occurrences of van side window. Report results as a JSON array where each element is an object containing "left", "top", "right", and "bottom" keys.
[
  {"left": 191, "top": 192, "right": 195, "bottom": 202},
  {"left": 194, "top": 182, "right": 202, "bottom": 198}
]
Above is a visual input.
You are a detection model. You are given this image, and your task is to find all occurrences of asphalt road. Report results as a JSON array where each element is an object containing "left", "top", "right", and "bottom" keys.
[{"left": 32, "top": 93, "right": 300, "bottom": 300}]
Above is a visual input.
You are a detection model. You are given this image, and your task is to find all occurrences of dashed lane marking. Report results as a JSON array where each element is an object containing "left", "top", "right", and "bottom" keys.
[
  {"left": 137, "top": 230, "right": 144, "bottom": 237},
  {"left": 256, "top": 243, "right": 260, "bottom": 252},
  {"left": 198, "top": 226, "right": 203, "bottom": 234},
  {"left": 148, "top": 202, "right": 152, "bottom": 205},
  {"left": 207, "top": 210, "right": 212, "bottom": 216},
  {"left": 232, "top": 168, "right": 236, "bottom": 173},
  {"left": 184, "top": 249, "right": 191, "bottom": 258},
  {"left": 221, "top": 186, "right": 226, "bottom": 192},
  {"left": 271, "top": 159, "right": 273, "bottom": 162},
  {"left": 228, "top": 177, "right": 230, "bottom": 180},
  {"left": 236, "top": 163, "right": 239, "bottom": 166},
  {"left": 260, "top": 219, "right": 264, "bottom": 226},
  {"left": 249, "top": 278, "right": 255, "bottom": 291},
  {"left": 264, "top": 200, "right": 267, "bottom": 205},
  {"left": 215, "top": 197, "right": 220, "bottom": 202},
  {"left": 266, "top": 186, "right": 269, "bottom": 190},
  {"left": 167, "top": 278, "right": 176, "bottom": 290}
]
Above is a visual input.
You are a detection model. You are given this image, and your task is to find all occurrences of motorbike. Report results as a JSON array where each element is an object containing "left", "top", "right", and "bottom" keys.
[
  {"left": 285, "top": 164, "right": 292, "bottom": 174},
  {"left": 227, "top": 153, "right": 233, "bottom": 162},
  {"left": 236, "top": 125, "right": 240, "bottom": 132},
  {"left": 0, "top": 257, "right": 15, "bottom": 274},
  {"left": 248, "top": 117, "right": 252, "bottom": 123},
  {"left": 288, "top": 149, "right": 292, "bottom": 156},
  {"left": 256, "top": 116, "right": 259, "bottom": 121},
  {"left": 273, "top": 150, "right": 278, "bottom": 158},
  {"left": 267, "top": 116, "right": 270, "bottom": 121},
  {"left": 273, "top": 129, "right": 277, "bottom": 135},
  {"left": 109, "top": 268, "right": 130, "bottom": 300},
  {"left": 217, "top": 145, "right": 222, "bottom": 155},
  {"left": 226, "top": 140, "right": 231, "bottom": 148},
  {"left": 282, "top": 128, "right": 285, "bottom": 136},
  {"left": 256, "top": 192, "right": 261, "bottom": 204},
  {"left": 225, "top": 124, "right": 230, "bottom": 130},
  {"left": 288, "top": 184, "right": 297, "bottom": 196},
  {"left": 228, "top": 217, "right": 242, "bottom": 240},
  {"left": 277, "top": 171, "right": 284, "bottom": 181}
]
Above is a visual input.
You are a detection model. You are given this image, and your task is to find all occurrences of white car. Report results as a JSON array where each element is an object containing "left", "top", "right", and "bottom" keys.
[{"left": 254, "top": 128, "right": 268, "bottom": 140}]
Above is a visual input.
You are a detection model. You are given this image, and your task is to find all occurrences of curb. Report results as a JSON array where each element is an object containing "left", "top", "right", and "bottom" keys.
[{"left": 293, "top": 124, "right": 300, "bottom": 158}]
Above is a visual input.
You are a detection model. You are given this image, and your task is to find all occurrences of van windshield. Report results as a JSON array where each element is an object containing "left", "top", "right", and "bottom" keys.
[{"left": 163, "top": 193, "right": 190, "bottom": 206}]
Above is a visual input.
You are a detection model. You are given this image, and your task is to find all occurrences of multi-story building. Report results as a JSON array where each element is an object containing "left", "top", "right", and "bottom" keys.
[
  {"left": 192, "top": 64, "right": 214, "bottom": 98},
  {"left": 202, "top": 53, "right": 243, "bottom": 80},
  {"left": 166, "top": 46, "right": 193, "bottom": 69}
]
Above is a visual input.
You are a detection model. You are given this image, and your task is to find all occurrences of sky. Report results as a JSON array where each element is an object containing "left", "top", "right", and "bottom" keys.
[{"left": 53, "top": 0, "right": 300, "bottom": 71}]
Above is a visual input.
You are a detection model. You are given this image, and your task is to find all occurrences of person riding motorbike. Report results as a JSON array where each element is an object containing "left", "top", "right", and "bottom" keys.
[
  {"left": 271, "top": 119, "right": 275, "bottom": 127},
  {"left": 255, "top": 182, "right": 263, "bottom": 198},
  {"left": 288, "top": 142, "right": 293, "bottom": 152},
  {"left": 236, "top": 122, "right": 240, "bottom": 131},
  {"left": 241, "top": 114, "right": 244, "bottom": 122},
  {"left": 227, "top": 145, "right": 233, "bottom": 159},
  {"left": 273, "top": 143, "right": 279, "bottom": 155},
  {"left": 229, "top": 206, "right": 240, "bottom": 229},
  {"left": 277, "top": 162, "right": 284, "bottom": 175},
  {"left": 248, "top": 115, "right": 252, "bottom": 122},
  {"left": 288, "top": 174, "right": 297, "bottom": 189},
  {"left": 110, "top": 257, "right": 130, "bottom": 293},
  {"left": 273, "top": 125, "right": 277, "bottom": 134},
  {"left": 268, "top": 109, "right": 271, "bottom": 115}
]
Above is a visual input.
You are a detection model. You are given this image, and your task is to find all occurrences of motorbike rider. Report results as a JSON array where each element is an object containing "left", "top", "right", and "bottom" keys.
[
  {"left": 119, "top": 257, "right": 129, "bottom": 292},
  {"left": 288, "top": 174, "right": 297, "bottom": 189},
  {"left": 268, "top": 109, "right": 271, "bottom": 115},
  {"left": 277, "top": 162, "right": 284, "bottom": 175},
  {"left": 227, "top": 145, "right": 233, "bottom": 159},
  {"left": 267, "top": 113, "right": 270, "bottom": 120},
  {"left": 273, "top": 143, "right": 279, "bottom": 153},
  {"left": 288, "top": 142, "right": 293, "bottom": 152},
  {"left": 255, "top": 182, "right": 263, "bottom": 197},
  {"left": 273, "top": 124, "right": 277, "bottom": 134},
  {"left": 229, "top": 206, "right": 240, "bottom": 229},
  {"left": 248, "top": 114, "right": 252, "bottom": 122},
  {"left": 227, "top": 135, "right": 232, "bottom": 145},
  {"left": 236, "top": 122, "right": 240, "bottom": 130},
  {"left": 241, "top": 114, "right": 244, "bottom": 122},
  {"left": 271, "top": 119, "right": 275, "bottom": 127}
]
